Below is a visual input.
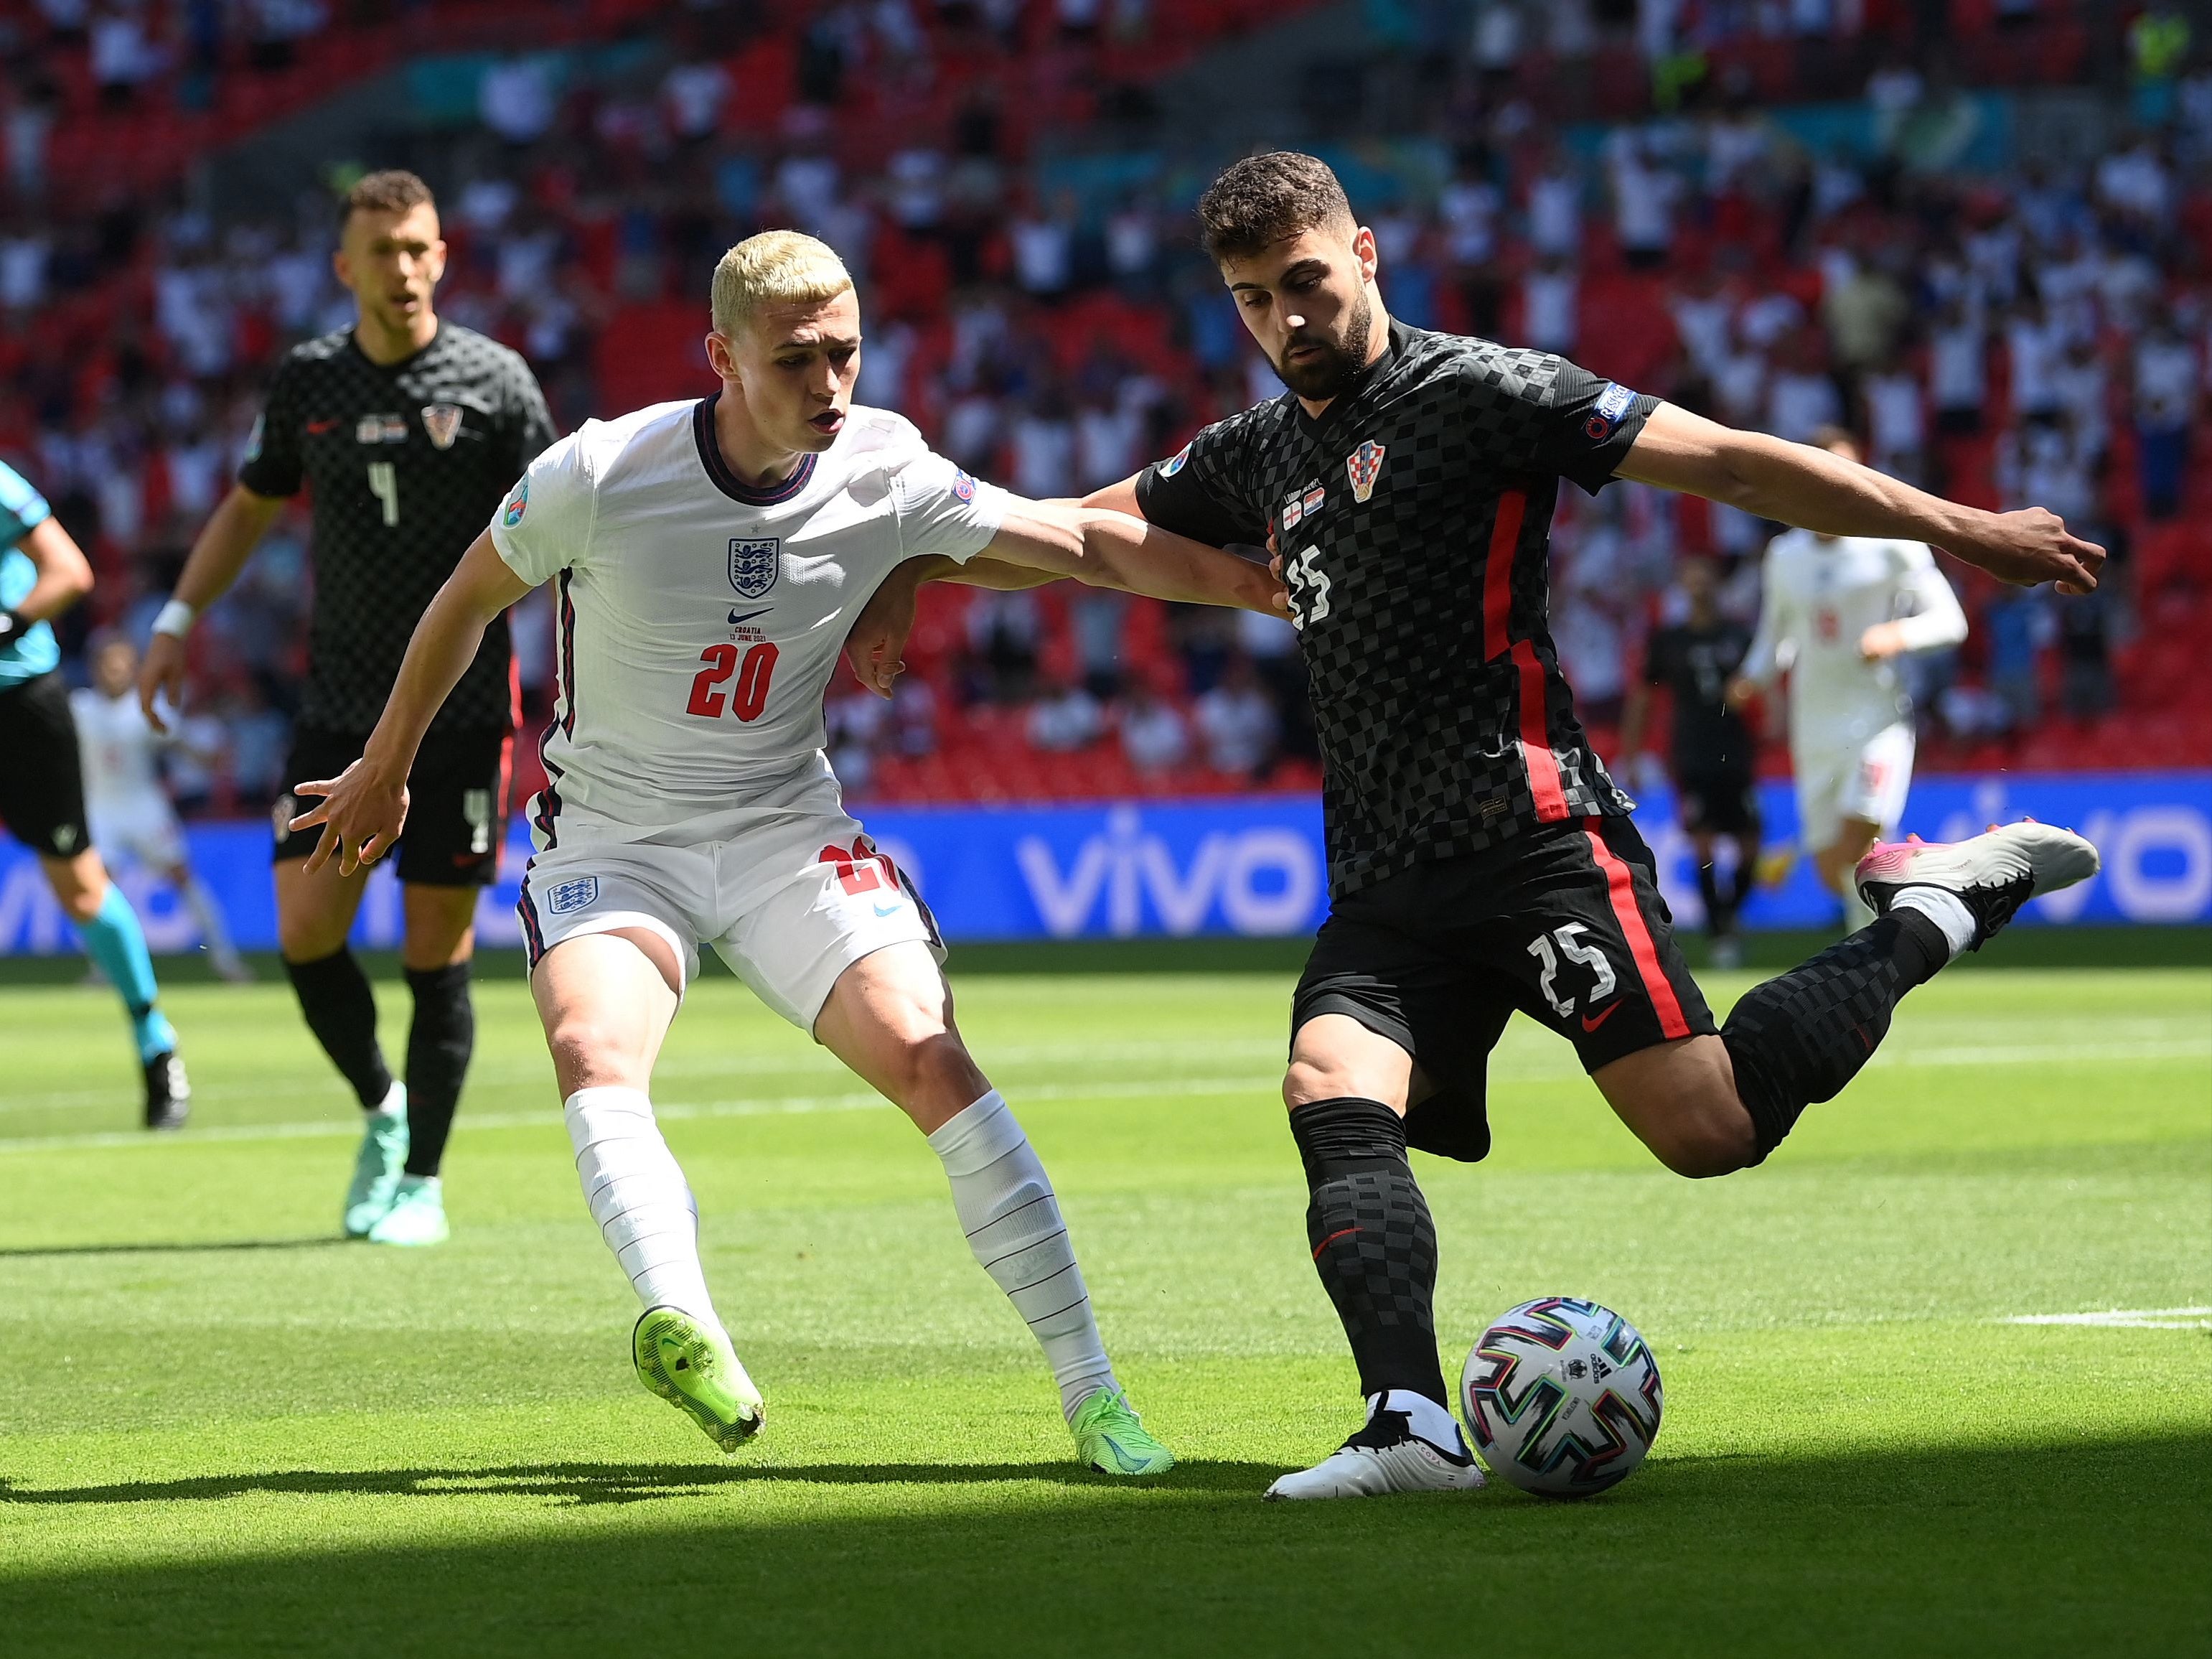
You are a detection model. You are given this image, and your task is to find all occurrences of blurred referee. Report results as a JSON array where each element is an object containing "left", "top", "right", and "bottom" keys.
[{"left": 141, "top": 171, "right": 556, "bottom": 1246}]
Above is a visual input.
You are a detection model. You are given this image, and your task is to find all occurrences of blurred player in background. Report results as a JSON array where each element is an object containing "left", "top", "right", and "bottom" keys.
[
  {"left": 141, "top": 170, "right": 557, "bottom": 1244},
  {"left": 296, "top": 232, "right": 1281, "bottom": 1472},
  {"left": 74, "top": 635, "right": 250, "bottom": 983},
  {"left": 1730, "top": 429, "right": 1969, "bottom": 930},
  {"left": 0, "top": 461, "right": 189, "bottom": 1127},
  {"left": 1622, "top": 557, "right": 1761, "bottom": 966}
]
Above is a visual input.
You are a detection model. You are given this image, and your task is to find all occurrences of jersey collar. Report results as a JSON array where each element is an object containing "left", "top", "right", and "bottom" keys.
[
  {"left": 1294, "top": 317, "right": 1412, "bottom": 439},
  {"left": 347, "top": 322, "right": 443, "bottom": 375},
  {"left": 693, "top": 395, "right": 817, "bottom": 507}
]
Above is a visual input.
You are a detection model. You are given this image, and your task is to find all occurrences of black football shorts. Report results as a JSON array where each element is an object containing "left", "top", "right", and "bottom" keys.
[
  {"left": 1291, "top": 816, "right": 1717, "bottom": 1162},
  {"left": 0, "top": 670, "right": 90, "bottom": 859},
  {"left": 1675, "top": 765, "right": 1761, "bottom": 836},
  {"left": 274, "top": 724, "right": 512, "bottom": 888}
]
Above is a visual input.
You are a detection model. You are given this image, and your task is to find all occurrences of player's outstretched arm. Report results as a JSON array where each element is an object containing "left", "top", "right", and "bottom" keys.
[
  {"left": 288, "top": 531, "right": 532, "bottom": 874},
  {"left": 1619, "top": 403, "right": 2106, "bottom": 594},
  {"left": 139, "top": 485, "right": 285, "bottom": 729},
  {"left": 982, "top": 500, "right": 1284, "bottom": 613}
]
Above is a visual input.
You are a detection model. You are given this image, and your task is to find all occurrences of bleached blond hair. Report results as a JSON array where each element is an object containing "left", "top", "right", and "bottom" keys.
[{"left": 711, "top": 230, "right": 854, "bottom": 337}]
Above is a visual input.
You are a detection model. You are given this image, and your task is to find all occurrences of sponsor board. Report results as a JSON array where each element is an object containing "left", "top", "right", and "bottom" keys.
[{"left": 1, "top": 772, "right": 2206, "bottom": 953}]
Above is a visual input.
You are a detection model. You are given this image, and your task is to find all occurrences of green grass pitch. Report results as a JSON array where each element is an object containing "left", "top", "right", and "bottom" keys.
[{"left": 1, "top": 958, "right": 2206, "bottom": 1655}]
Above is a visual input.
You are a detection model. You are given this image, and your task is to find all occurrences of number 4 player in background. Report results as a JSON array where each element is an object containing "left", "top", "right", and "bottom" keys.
[{"left": 140, "top": 170, "right": 558, "bottom": 1247}]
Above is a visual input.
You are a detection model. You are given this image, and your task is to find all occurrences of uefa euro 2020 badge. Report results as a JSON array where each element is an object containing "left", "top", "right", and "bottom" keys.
[
  {"left": 1346, "top": 439, "right": 1386, "bottom": 503},
  {"left": 502, "top": 477, "right": 528, "bottom": 527}
]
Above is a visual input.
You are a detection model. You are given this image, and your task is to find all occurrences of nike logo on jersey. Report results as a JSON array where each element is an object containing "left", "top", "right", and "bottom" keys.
[
  {"left": 306, "top": 419, "right": 339, "bottom": 434},
  {"left": 1579, "top": 1002, "right": 1621, "bottom": 1033},
  {"left": 727, "top": 607, "right": 772, "bottom": 625}
]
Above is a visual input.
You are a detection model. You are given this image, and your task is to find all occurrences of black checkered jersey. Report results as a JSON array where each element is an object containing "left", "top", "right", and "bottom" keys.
[
  {"left": 239, "top": 323, "right": 557, "bottom": 735},
  {"left": 1136, "top": 321, "right": 1656, "bottom": 897}
]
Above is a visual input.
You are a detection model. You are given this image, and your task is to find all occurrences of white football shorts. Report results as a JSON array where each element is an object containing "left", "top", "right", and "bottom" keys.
[
  {"left": 87, "top": 793, "right": 187, "bottom": 870},
  {"left": 1792, "top": 719, "right": 1916, "bottom": 853},
  {"left": 516, "top": 805, "right": 943, "bottom": 1032}
]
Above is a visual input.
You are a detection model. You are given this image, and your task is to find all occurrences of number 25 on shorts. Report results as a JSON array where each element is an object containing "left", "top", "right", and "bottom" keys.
[{"left": 686, "top": 642, "right": 779, "bottom": 721}]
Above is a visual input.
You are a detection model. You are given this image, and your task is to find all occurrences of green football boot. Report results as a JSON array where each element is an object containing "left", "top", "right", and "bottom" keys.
[
  {"left": 632, "top": 1306, "right": 764, "bottom": 1452},
  {"left": 366, "top": 1176, "right": 449, "bottom": 1246},
  {"left": 1070, "top": 1388, "right": 1176, "bottom": 1477},
  {"left": 342, "top": 1092, "right": 408, "bottom": 1238}
]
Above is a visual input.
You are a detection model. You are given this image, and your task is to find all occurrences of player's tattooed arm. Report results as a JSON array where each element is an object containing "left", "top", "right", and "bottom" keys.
[
  {"left": 1620, "top": 402, "right": 2107, "bottom": 595},
  {"left": 289, "top": 531, "right": 532, "bottom": 874}
]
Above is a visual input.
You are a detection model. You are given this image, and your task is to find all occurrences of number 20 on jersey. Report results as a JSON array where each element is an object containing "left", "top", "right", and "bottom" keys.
[{"left": 687, "top": 642, "right": 779, "bottom": 721}]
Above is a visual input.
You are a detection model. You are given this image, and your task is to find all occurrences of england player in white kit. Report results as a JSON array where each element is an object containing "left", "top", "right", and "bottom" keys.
[
  {"left": 293, "top": 232, "right": 1283, "bottom": 1470},
  {"left": 1733, "top": 432, "right": 1968, "bottom": 925},
  {"left": 72, "top": 635, "right": 248, "bottom": 981}
]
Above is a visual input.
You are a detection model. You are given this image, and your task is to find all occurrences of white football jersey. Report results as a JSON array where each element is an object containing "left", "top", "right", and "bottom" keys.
[
  {"left": 490, "top": 397, "right": 1008, "bottom": 843},
  {"left": 1741, "top": 530, "right": 1969, "bottom": 748},
  {"left": 70, "top": 686, "right": 167, "bottom": 810}
]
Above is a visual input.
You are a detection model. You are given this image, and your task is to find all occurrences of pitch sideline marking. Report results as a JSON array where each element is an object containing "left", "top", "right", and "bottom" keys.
[{"left": 2001, "top": 1307, "right": 2212, "bottom": 1330}]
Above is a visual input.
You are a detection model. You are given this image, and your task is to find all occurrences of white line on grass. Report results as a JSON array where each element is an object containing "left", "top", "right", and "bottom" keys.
[{"left": 2002, "top": 1307, "right": 2212, "bottom": 1330}]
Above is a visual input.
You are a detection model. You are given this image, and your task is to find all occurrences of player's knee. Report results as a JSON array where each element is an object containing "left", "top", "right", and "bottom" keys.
[
  {"left": 889, "top": 1030, "right": 988, "bottom": 1113},
  {"left": 541, "top": 1011, "right": 635, "bottom": 1089},
  {"left": 1283, "top": 1058, "right": 1349, "bottom": 1111},
  {"left": 56, "top": 882, "right": 103, "bottom": 923}
]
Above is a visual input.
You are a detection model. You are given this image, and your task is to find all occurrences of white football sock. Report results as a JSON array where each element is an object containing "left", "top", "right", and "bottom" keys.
[
  {"left": 564, "top": 1085, "right": 720, "bottom": 1329},
  {"left": 1377, "top": 1389, "right": 1468, "bottom": 1456},
  {"left": 372, "top": 1080, "right": 406, "bottom": 1120},
  {"left": 1890, "top": 886, "right": 1977, "bottom": 961},
  {"left": 927, "top": 1090, "right": 1117, "bottom": 1421}
]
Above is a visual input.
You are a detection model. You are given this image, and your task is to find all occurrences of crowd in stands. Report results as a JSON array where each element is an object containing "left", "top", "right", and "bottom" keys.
[{"left": 1, "top": 0, "right": 2206, "bottom": 819}]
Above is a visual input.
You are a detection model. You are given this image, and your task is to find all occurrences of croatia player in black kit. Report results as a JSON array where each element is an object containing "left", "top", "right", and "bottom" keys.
[
  {"left": 141, "top": 171, "right": 556, "bottom": 1246},
  {"left": 875, "top": 150, "right": 2109, "bottom": 1500},
  {"left": 1621, "top": 556, "right": 1761, "bottom": 966}
]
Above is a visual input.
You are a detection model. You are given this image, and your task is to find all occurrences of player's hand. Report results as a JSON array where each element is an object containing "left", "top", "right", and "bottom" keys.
[
  {"left": 139, "top": 632, "right": 188, "bottom": 733},
  {"left": 289, "top": 760, "right": 410, "bottom": 877},
  {"left": 845, "top": 568, "right": 922, "bottom": 698},
  {"left": 1945, "top": 508, "right": 2106, "bottom": 595},
  {"left": 1859, "top": 620, "right": 1911, "bottom": 660}
]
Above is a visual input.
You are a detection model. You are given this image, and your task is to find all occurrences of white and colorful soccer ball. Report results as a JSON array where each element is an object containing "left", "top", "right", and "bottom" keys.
[{"left": 1460, "top": 1296, "right": 1664, "bottom": 1497}]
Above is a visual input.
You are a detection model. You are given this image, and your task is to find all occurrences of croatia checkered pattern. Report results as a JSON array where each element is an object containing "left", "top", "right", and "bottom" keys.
[
  {"left": 1138, "top": 323, "right": 1654, "bottom": 897},
  {"left": 239, "top": 324, "right": 556, "bottom": 735}
]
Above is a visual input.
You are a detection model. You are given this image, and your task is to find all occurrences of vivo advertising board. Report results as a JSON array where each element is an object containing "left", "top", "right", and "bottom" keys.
[{"left": 1, "top": 772, "right": 2207, "bottom": 955}]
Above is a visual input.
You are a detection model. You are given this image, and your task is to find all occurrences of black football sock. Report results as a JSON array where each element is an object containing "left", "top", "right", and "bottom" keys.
[
  {"left": 1721, "top": 908, "right": 1949, "bottom": 1161},
  {"left": 1697, "top": 859, "right": 1736, "bottom": 936},
  {"left": 402, "top": 963, "right": 474, "bottom": 1178},
  {"left": 1728, "top": 859, "right": 1756, "bottom": 914},
  {"left": 1289, "top": 1096, "right": 1449, "bottom": 1408},
  {"left": 284, "top": 948, "right": 392, "bottom": 1110}
]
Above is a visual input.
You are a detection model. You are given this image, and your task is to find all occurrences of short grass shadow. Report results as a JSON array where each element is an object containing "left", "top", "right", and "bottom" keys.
[{"left": 1, "top": 1431, "right": 2206, "bottom": 1655}]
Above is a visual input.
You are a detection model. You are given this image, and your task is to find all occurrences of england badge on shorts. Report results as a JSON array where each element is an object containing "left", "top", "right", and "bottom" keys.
[
  {"left": 547, "top": 874, "right": 599, "bottom": 915},
  {"left": 728, "top": 537, "right": 781, "bottom": 599},
  {"left": 1346, "top": 439, "right": 1386, "bottom": 503},
  {"left": 421, "top": 402, "right": 464, "bottom": 449}
]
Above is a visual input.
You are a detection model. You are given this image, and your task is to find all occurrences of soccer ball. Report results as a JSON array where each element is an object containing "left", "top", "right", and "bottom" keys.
[{"left": 1460, "top": 1296, "right": 1664, "bottom": 1498}]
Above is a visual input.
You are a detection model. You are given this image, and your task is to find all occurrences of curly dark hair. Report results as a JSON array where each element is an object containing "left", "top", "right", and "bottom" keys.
[
  {"left": 1196, "top": 151, "right": 1355, "bottom": 261},
  {"left": 341, "top": 169, "right": 436, "bottom": 228}
]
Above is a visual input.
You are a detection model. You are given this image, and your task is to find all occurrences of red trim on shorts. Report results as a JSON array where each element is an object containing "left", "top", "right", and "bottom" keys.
[
  {"left": 1512, "top": 640, "right": 1568, "bottom": 821},
  {"left": 1582, "top": 819, "right": 1690, "bottom": 1039},
  {"left": 1482, "top": 489, "right": 1525, "bottom": 660}
]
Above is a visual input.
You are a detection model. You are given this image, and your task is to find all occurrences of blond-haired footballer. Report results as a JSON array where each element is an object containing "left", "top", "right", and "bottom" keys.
[{"left": 294, "top": 231, "right": 1283, "bottom": 1469}]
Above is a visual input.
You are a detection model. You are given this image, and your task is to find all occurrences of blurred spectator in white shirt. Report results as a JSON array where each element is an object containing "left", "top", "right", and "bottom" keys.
[
  {"left": 1027, "top": 678, "right": 1105, "bottom": 752},
  {"left": 1195, "top": 656, "right": 1280, "bottom": 777},
  {"left": 1120, "top": 681, "right": 1189, "bottom": 774}
]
